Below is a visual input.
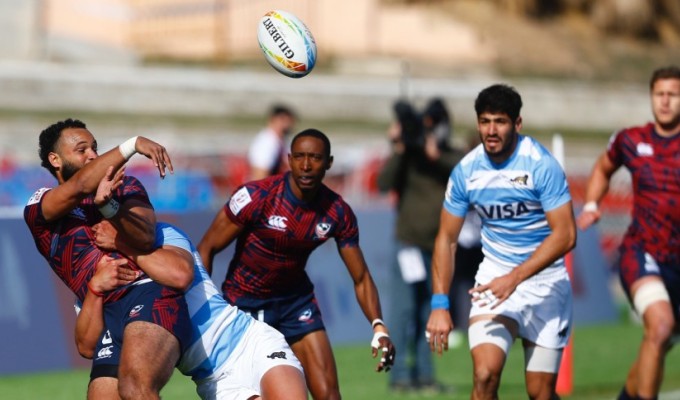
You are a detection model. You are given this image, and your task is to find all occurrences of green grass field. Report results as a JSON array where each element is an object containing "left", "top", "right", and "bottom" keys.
[{"left": 2, "top": 321, "right": 679, "bottom": 399}]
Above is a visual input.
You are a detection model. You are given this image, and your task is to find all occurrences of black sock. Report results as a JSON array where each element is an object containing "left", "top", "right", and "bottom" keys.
[{"left": 617, "top": 387, "right": 635, "bottom": 400}]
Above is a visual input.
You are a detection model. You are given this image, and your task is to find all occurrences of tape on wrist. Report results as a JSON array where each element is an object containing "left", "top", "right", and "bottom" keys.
[
  {"left": 87, "top": 281, "right": 104, "bottom": 297},
  {"left": 371, "top": 331, "right": 389, "bottom": 349},
  {"left": 431, "top": 293, "right": 450, "bottom": 310},
  {"left": 371, "top": 318, "right": 385, "bottom": 329},
  {"left": 583, "top": 201, "right": 598, "bottom": 213},
  {"left": 118, "top": 136, "right": 138, "bottom": 160},
  {"left": 98, "top": 199, "right": 120, "bottom": 219}
]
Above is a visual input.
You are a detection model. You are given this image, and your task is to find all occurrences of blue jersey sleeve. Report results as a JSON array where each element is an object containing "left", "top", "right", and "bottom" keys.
[
  {"left": 155, "top": 222, "right": 192, "bottom": 253},
  {"left": 535, "top": 155, "right": 571, "bottom": 212},
  {"left": 443, "top": 164, "right": 469, "bottom": 217}
]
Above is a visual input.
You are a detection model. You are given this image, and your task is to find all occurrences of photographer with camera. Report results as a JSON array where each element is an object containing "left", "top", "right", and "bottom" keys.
[{"left": 377, "top": 98, "right": 464, "bottom": 394}]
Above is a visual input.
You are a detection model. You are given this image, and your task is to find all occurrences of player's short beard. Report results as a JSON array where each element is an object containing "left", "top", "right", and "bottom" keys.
[{"left": 60, "top": 159, "right": 80, "bottom": 182}]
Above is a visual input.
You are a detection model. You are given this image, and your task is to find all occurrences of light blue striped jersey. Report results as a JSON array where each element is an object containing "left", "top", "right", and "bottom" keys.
[
  {"left": 155, "top": 222, "right": 255, "bottom": 381},
  {"left": 443, "top": 135, "right": 571, "bottom": 274}
]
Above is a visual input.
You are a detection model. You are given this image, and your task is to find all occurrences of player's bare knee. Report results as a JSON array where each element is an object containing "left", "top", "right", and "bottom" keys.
[
  {"left": 643, "top": 320, "right": 674, "bottom": 348},
  {"left": 474, "top": 366, "right": 501, "bottom": 385},
  {"left": 526, "top": 386, "right": 559, "bottom": 400}
]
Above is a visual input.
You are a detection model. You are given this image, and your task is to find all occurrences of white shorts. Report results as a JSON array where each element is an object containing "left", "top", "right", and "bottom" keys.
[
  {"left": 195, "top": 319, "right": 303, "bottom": 400},
  {"left": 470, "top": 259, "right": 573, "bottom": 349}
]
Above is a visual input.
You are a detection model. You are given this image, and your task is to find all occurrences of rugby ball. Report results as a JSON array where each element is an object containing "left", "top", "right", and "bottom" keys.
[{"left": 257, "top": 10, "right": 317, "bottom": 78}]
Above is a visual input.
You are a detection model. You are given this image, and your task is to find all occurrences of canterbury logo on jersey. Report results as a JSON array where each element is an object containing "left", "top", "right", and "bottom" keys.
[
  {"left": 96, "top": 346, "right": 114, "bottom": 360},
  {"left": 479, "top": 202, "right": 530, "bottom": 219},
  {"left": 267, "top": 215, "right": 288, "bottom": 230}
]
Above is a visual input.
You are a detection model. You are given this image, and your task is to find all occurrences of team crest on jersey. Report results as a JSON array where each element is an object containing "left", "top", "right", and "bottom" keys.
[
  {"left": 636, "top": 142, "right": 654, "bottom": 157},
  {"left": 229, "top": 187, "right": 252, "bottom": 215},
  {"left": 509, "top": 174, "right": 529, "bottom": 186},
  {"left": 267, "top": 215, "right": 288, "bottom": 231},
  {"left": 315, "top": 222, "right": 331, "bottom": 238},
  {"left": 129, "top": 304, "right": 144, "bottom": 318},
  {"left": 298, "top": 309, "right": 313, "bottom": 323}
]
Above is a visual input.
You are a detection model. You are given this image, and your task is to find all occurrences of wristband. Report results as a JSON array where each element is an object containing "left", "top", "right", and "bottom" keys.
[
  {"left": 118, "top": 136, "right": 138, "bottom": 160},
  {"left": 98, "top": 199, "right": 120, "bottom": 219},
  {"left": 87, "top": 281, "right": 104, "bottom": 297},
  {"left": 431, "top": 293, "right": 450, "bottom": 310},
  {"left": 371, "top": 318, "right": 385, "bottom": 329},
  {"left": 371, "top": 331, "right": 389, "bottom": 349},
  {"left": 583, "top": 201, "right": 598, "bottom": 213}
]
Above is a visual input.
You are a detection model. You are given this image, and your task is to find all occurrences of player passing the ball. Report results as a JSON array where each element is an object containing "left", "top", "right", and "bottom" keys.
[
  {"left": 577, "top": 65, "right": 680, "bottom": 400},
  {"left": 426, "top": 84, "right": 576, "bottom": 399},
  {"left": 198, "top": 128, "right": 396, "bottom": 400},
  {"left": 23, "top": 119, "right": 191, "bottom": 399}
]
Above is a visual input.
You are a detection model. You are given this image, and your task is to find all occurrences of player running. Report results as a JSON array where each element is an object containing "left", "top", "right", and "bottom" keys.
[
  {"left": 426, "top": 84, "right": 576, "bottom": 400},
  {"left": 577, "top": 65, "right": 680, "bottom": 400}
]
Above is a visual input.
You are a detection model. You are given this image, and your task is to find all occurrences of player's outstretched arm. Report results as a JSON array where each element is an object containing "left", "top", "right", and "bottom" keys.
[
  {"left": 337, "top": 245, "right": 396, "bottom": 372},
  {"left": 41, "top": 136, "right": 172, "bottom": 222},
  {"left": 197, "top": 208, "right": 243, "bottom": 276},
  {"left": 427, "top": 209, "right": 464, "bottom": 355},
  {"left": 576, "top": 152, "right": 619, "bottom": 230},
  {"left": 93, "top": 220, "right": 194, "bottom": 291}
]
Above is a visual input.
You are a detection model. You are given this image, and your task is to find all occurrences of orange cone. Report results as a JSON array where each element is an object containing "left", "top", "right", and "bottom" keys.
[{"left": 557, "top": 252, "right": 574, "bottom": 396}]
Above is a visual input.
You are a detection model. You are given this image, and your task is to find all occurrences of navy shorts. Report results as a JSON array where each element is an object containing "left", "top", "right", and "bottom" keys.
[
  {"left": 618, "top": 244, "right": 680, "bottom": 318},
  {"left": 230, "top": 291, "right": 325, "bottom": 344},
  {"left": 91, "top": 281, "right": 192, "bottom": 380}
]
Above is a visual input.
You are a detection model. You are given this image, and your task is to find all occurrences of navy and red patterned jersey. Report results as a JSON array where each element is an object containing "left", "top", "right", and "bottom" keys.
[
  {"left": 607, "top": 122, "right": 680, "bottom": 264},
  {"left": 24, "top": 176, "right": 151, "bottom": 303},
  {"left": 222, "top": 172, "right": 360, "bottom": 301}
]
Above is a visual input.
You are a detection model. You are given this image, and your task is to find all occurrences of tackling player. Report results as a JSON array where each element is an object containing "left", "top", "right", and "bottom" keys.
[
  {"left": 426, "top": 84, "right": 577, "bottom": 399},
  {"left": 577, "top": 65, "right": 680, "bottom": 400},
  {"left": 77, "top": 220, "right": 308, "bottom": 400},
  {"left": 198, "top": 128, "right": 396, "bottom": 400}
]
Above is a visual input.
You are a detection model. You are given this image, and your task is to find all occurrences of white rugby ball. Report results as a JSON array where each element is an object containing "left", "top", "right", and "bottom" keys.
[{"left": 257, "top": 10, "right": 317, "bottom": 78}]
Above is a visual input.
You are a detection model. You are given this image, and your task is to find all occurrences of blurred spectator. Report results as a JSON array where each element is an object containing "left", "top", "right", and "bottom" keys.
[
  {"left": 377, "top": 98, "right": 464, "bottom": 394},
  {"left": 247, "top": 104, "right": 296, "bottom": 180}
]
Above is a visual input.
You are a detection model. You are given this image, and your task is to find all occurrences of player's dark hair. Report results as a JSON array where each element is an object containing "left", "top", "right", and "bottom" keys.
[
  {"left": 39, "top": 118, "right": 87, "bottom": 178},
  {"left": 650, "top": 66, "right": 680, "bottom": 90},
  {"left": 270, "top": 104, "right": 296, "bottom": 119},
  {"left": 474, "top": 84, "right": 523, "bottom": 122},
  {"left": 291, "top": 128, "right": 331, "bottom": 159}
]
